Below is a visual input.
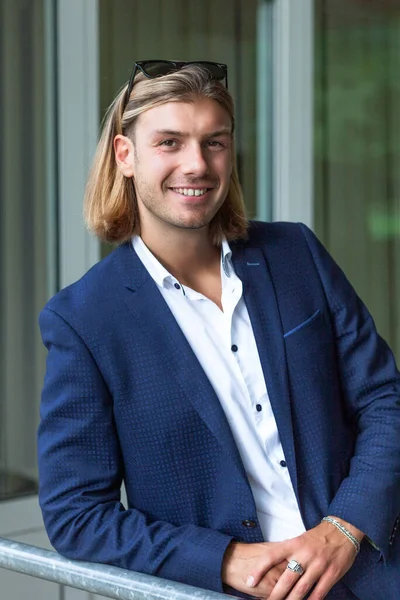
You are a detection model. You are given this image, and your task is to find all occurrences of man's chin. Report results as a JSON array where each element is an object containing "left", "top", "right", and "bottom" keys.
[
  {"left": 173, "top": 220, "right": 210, "bottom": 231},
  {"left": 165, "top": 212, "right": 215, "bottom": 231}
]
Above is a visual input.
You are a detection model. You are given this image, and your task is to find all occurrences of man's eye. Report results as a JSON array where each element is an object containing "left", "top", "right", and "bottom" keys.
[
  {"left": 159, "top": 140, "right": 177, "bottom": 147},
  {"left": 207, "top": 140, "right": 224, "bottom": 148}
]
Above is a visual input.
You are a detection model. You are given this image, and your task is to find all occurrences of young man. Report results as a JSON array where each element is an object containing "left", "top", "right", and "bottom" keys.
[{"left": 38, "top": 62, "right": 400, "bottom": 600}]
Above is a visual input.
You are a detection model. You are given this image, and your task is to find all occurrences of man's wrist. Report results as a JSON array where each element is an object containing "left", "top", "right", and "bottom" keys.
[
  {"left": 221, "top": 541, "right": 239, "bottom": 583},
  {"left": 322, "top": 515, "right": 365, "bottom": 554},
  {"left": 326, "top": 515, "right": 365, "bottom": 542}
]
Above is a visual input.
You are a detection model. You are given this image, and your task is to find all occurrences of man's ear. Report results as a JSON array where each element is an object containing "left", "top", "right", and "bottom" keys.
[{"left": 114, "top": 134, "right": 136, "bottom": 177}]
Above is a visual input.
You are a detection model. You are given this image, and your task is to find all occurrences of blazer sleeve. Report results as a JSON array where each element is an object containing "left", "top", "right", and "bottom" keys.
[
  {"left": 37, "top": 306, "right": 232, "bottom": 592},
  {"left": 300, "top": 223, "right": 400, "bottom": 559}
]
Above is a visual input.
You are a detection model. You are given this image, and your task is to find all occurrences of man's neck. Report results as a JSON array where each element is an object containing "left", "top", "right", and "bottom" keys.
[{"left": 140, "top": 226, "right": 221, "bottom": 289}]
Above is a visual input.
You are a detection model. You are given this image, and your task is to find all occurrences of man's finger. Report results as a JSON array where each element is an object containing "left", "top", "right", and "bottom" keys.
[
  {"left": 246, "top": 542, "right": 290, "bottom": 588},
  {"left": 306, "top": 569, "right": 342, "bottom": 600},
  {"left": 268, "top": 561, "right": 325, "bottom": 600},
  {"left": 268, "top": 569, "right": 306, "bottom": 600}
]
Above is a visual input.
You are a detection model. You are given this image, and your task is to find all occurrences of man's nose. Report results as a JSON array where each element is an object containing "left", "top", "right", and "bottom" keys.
[{"left": 181, "top": 144, "right": 209, "bottom": 176}]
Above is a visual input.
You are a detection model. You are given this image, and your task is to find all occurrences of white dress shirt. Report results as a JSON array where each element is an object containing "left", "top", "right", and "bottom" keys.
[{"left": 132, "top": 235, "right": 306, "bottom": 542}]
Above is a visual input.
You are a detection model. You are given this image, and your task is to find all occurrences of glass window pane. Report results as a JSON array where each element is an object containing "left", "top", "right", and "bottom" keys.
[
  {"left": 0, "top": 0, "right": 56, "bottom": 500},
  {"left": 314, "top": 0, "right": 400, "bottom": 357}
]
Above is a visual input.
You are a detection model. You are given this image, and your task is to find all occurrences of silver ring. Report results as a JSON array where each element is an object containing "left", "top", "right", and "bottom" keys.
[{"left": 287, "top": 559, "right": 305, "bottom": 576}]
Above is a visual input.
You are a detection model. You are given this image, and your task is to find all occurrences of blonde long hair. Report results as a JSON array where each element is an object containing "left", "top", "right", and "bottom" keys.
[{"left": 84, "top": 64, "right": 248, "bottom": 244}]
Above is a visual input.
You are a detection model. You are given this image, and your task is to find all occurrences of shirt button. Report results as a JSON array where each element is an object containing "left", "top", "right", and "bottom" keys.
[
  {"left": 231, "top": 344, "right": 238, "bottom": 352},
  {"left": 174, "top": 283, "right": 181, "bottom": 289},
  {"left": 280, "top": 460, "right": 287, "bottom": 468},
  {"left": 256, "top": 404, "right": 262, "bottom": 412},
  {"left": 242, "top": 519, "right": 257, "bottom": 528}
]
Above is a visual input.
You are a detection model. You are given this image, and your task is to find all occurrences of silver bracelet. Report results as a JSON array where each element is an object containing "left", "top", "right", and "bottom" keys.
[{"left": 321, "top": 517, "right": 361, "bottom": 554}]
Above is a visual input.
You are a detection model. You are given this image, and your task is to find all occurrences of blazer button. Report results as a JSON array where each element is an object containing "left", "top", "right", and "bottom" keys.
[{"left": 242, "top": 519, "right": 257, "bottom": 528}]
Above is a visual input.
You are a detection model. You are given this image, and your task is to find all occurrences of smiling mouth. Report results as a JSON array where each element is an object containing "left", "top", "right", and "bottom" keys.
[{"left": 171, "top": 187, "right": 211, "bottom": 197}]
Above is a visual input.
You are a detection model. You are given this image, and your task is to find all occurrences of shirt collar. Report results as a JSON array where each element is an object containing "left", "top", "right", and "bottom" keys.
[
  {"left": 221, "top": 238, "right": 232, "bottom": 278},
  {"left": 132, "top": 235, "right": 171, "bottom": 288},
  {"left": 132, "top": 235, "right": 233, "bottom": 287}
]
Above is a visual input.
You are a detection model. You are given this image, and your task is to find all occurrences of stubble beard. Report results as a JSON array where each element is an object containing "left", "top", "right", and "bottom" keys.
[{"left": 134, "top": 175, "right": 224, "bottom": 232}]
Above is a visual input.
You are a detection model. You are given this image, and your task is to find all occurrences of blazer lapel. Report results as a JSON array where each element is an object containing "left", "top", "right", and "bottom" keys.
[
  {"left": 113, "top": 243, "right": 248, "bottom": 480},
  {"left": 232, "top": 244, "right": 298, "bottom": 491}
]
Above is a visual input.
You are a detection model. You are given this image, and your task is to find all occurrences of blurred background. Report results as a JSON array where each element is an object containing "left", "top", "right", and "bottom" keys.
[{"left": 0, "top": 0, "right": 399, "bottom": 598}]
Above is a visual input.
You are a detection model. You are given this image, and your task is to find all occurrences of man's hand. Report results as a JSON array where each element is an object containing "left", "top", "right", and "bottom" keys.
[
  {"left": 222, "top": 541, "right": 287, "bottom": 598},
  {"left": 245, "top": 517, "right": 364, "bottom": 599}
]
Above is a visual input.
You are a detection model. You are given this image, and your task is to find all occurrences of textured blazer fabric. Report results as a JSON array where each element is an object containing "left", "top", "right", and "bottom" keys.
[{"left": 37, "top": 222, "right": 400, "bottom": 599}]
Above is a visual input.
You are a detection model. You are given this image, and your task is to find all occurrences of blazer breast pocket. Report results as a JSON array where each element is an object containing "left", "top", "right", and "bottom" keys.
[{"left": 283, "top": 309, "right": 323, "bottom": 346}]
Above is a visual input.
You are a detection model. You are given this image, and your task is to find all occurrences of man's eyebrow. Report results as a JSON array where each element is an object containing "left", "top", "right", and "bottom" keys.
[
  {"left": 207, "top": 128, "right": 232, "bottom": 137},
  {"left": 151, "top": 128, "right": 232, "bottom": 138},
  {"left": 152, "top": 129, "right": 184, "bottom": 137}
]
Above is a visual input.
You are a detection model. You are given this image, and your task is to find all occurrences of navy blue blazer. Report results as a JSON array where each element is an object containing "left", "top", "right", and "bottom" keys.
[{"left": 38, "top": 222, "right": 400, "bottom": 599}]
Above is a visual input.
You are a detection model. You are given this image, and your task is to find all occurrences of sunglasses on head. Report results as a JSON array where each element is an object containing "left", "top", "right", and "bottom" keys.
[{"left": 123, "top": 60, "right": 228, "bottom": 110}]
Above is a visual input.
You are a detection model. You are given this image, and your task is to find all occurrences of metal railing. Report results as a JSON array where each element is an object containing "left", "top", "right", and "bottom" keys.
[{"left": 0, "top": 537, "right": 237, "bottom": 600}]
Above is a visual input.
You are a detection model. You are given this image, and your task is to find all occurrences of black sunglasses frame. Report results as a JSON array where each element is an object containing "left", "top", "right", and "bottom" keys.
[{"left": 123, "top": 60, "right": 228, "bottom": 110}]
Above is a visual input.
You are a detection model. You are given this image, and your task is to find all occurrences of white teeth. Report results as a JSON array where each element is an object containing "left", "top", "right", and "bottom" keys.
[{"left": 174, "top": 188, "right": 208, "bottom": 197}]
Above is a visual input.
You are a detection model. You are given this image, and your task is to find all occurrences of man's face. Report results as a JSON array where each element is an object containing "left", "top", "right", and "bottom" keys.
[{"left": 128, "top": 97, "right": 233, "bottom": 234}]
